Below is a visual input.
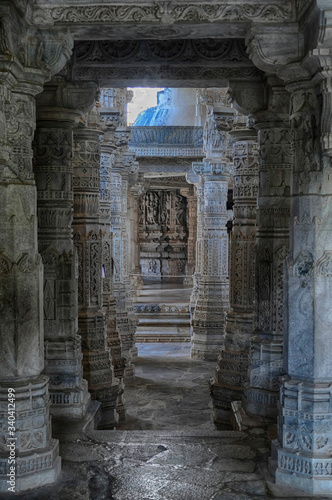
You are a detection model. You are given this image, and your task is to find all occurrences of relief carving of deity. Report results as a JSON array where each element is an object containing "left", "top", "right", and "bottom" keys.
[{"left": 146, "top": 192, "right": 159, "bottom": 224}]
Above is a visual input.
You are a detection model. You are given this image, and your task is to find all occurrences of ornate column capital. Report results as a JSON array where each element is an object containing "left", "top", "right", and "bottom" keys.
[
  {"left": 0, "top": 4, "right": 73, "bottom": 91},
  {"left": 36, "top": 77, "right": 99, "bottom": 125},
  {"left": 228, "top": 79, "right": 268, "bottom": 117},
  {"left": 192, "top": 160, "right": 230, "bottom": 180}
]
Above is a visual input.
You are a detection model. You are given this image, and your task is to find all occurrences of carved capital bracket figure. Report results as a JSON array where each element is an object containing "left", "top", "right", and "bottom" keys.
[
  {"left": 210, "top": 113, "right": 259, "bottom": 427},
  {"left": 34, "top": 77, "right": 98, "bottom": 421},
  {"left": 268, "top": 11, "right": 332, "bottom": 491},
  {"left": 0, "top": 4, "right": 74, "bottom": 492},
  {"left": 72, "top": 107, "right": 120, "bottom": 429}
]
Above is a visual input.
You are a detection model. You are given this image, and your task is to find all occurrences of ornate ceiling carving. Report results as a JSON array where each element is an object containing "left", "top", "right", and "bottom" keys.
[
  {"left": 74, "top": 39, "right": 251, "bottom": 64},
  {"left": 71, "top": 38, "right": 262, "bottom": 86}
]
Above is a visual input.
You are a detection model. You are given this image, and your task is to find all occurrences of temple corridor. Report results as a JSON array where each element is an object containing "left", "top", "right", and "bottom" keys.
[{"left": 3, "top": 1, "right": 332, "bottom": 496}]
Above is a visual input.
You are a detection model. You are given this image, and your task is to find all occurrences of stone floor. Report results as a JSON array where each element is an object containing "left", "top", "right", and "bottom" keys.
[
  {"left": 117, "top": 343, "right": 214, "bottom": 431},
  {"left": 5, "top": 344, "right": 332, "bottom": 499}
]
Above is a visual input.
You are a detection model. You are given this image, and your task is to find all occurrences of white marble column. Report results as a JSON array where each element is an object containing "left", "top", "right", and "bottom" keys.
[
  {"left": 190, "top": 161, "right": 230, "bottom": 360},
  {"left": 190, "top": 91, "right": 233, "bottom": 360},
  {"left": 271, "top": 57, "right": 332, "bottom": 494},
  {"left": 243, "top": 82, "right": 292, "bottom": 420},
  {"left": 99, "top": 90, "right": 125, "bottom": 420},
  {"left": 72, "top": 109, "right": 119, "bottom": 429},
  {"left": 0, "top": 22, "right": 72, "bottom": 492},
  {"left": 112, "top": 127, "right": 139, "bottom": 377},
  {"left": 211, "top": 116, "right": 259, "bottom": 426},
  {"left": 34, "top": 79, "right": 98, "bottom": 420}
]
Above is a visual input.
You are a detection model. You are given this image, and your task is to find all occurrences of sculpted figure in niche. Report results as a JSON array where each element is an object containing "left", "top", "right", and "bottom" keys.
[
  {"left": 139, "top": 195, "right": 145, "bottom": 225},
  {"left": 146, "top": 192, "right": 159, "bottom": 224},
  {"left": 175, "top": 194, "right": 186, "bottom": 226},
  {"left": 148, "top": 260, "right": 157, "bottom": 274}
]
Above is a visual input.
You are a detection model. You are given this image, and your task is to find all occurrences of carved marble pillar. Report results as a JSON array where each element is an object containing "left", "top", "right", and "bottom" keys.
[
  {"left": 128, "top": 177, "right": 145, "bottom": 294},
  {"left": 211, "top": 117, "right": 259, "bottom": 427},
  {"left": 112, "top": 128, "right": 138, "bottom": 377},
  {"left": 72, "top": 109, "right": 119, "bottom": 429},
  {"left": 34, "top": 79, "right": 99, "bottom": 420},
  {"left": 181, "top": 185, "right": 197, "bottom": 286},
  {"left": 190, "top": 161, "right": 230, "bottom": 360},
  {"left": 190, "top": 91, "right": 233, "bottom": 360},
  {"left": 0, "top": 18, "right": 72, "bottom": 492},
  {"left": 270, "top": 60, "right": 332, "bottom": 494},
  {"left": 188, "top": 175, "right": 204, "bottom": 310},
  {"left": 99, "top": 91, "right": 125, "bottom": 420},
  {"left": 243, "top": 84, "right": 292, "bottom": 420}
]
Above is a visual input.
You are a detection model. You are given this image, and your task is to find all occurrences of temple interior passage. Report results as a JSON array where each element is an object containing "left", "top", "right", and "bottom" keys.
[{"left": 3, "top": 1, "right": 332, "bottom": 497}]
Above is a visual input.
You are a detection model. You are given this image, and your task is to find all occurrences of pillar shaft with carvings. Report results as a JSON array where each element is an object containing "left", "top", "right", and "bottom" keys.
[
  {"left": 211, "top": 117, "right": 259, "bottom": 427},
  {"left": 72, "top": 109, "right": 119, "bottom": 429},
  {"left": 0, "top": 13, "right": 72, "bottom": 492},
  {"left": 99, "top": 89, "right": 126, "bottom": 420},
  {"left": 112, "top": 132, "right": 139, "bottom": 376},
  {"left": 243, "top": 83, "right": 292, "bottom": 420},
  {"left": 270, "top": 56, "right": 332, "bottom": 494},
  {"left": 190, "top": 161, "right": 230, "bottom": 360},
  {"left": 34, "top": 79, "right": 98, "bottom": 419},
  {"left": 182, "top": 185, "right": 197, "bottom": 285},
  {"left": 191, "top": 90, "right": 233, "bottom": 360},
  {"left": 128, "top": 174, "right": 146, "bottom": 294}
]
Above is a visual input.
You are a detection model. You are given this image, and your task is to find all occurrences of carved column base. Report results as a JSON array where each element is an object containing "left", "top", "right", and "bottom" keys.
[
  {"left": 130, "top": 267, "right": 144, "bottom": 296},
  {"left": 210, "top": 312, "right": 253, "bottom": 425},
  {"left": 94, "top": 382, "right": 121, "bottom": 430},
  {"left": 270, "top": 378, "right": 332, "bottom": 495},
  {"left": 244, "top": 338, "right": 284, "bottom": 419},
  {"left": 189, "top": 272, "right": 200, "bottom": 308},
  {"left": 78, "top": 314, "right": 119, "bottom": 427},
  {"left": 116, "top": 378, "right": 126, "bottom": 422},
  {"left": 0, "top": 376, "right": 61, "bottom": 493},
  {"left": 44, "top": 335, "right": 91, "bottom": 419},
  {"left": 191, "top": 280, "right": 228, "bottom": 361},
  {"left": 114, "top": 288, "right": 136, "bottom": 379},
  {"left": 210, "top": 383, "right": 242, "bottom": 429}
]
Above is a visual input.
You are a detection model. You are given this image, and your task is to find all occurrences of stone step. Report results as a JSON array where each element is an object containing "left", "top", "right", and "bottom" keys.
[
  {"left": 136, "top": 325, "right": 190, "bottom": 343},
  {"left": 138, "top": 317, "right": 190, "bottom": 325}
]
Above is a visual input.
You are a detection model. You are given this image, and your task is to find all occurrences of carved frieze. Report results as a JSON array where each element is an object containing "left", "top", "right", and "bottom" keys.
[{"left": 31, "top": 2, "right": 294, "bottom": 27}]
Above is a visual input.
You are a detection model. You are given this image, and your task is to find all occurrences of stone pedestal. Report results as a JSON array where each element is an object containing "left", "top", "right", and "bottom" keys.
[{"left": 211, "top": 119, "right": 259, "bottom": 427}]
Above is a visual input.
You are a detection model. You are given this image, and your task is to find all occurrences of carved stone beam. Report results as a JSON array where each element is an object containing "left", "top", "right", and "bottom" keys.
[{"left": 245, "top": 1, "right": 318, "bottom": 75}]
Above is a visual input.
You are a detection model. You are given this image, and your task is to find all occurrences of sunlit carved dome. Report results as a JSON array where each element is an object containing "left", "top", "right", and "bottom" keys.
[{"left": 133, "top": 88, "right": 198, "bottom": 126}]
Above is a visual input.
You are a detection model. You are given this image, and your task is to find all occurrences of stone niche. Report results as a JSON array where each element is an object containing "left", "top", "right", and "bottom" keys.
[{"left": 139, "top": 189, "right": 188, "bottom": 283}]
